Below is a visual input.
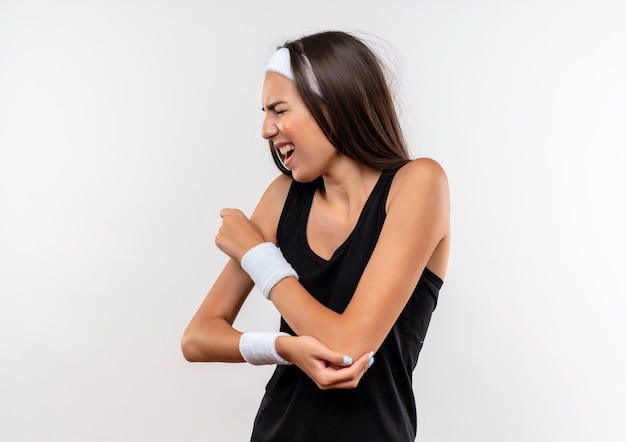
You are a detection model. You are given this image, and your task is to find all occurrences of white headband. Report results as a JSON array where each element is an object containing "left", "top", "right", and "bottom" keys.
[
  {"left": 265, "top": 47, "right": 294, "bottom": 81},
  {"left": 265, "top": 47, "right": 321, "bottom": 96}
]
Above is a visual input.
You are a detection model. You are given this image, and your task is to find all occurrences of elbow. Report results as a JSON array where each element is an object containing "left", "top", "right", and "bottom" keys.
[
  {"left": 181, "top": 317, "right": 235, "bottom": 363},
  {"left": 180, "top": 330, "right": 200, "bottom": 362},
  {"left": 333, "top": 326, "right": 382, "bottom": 362}
]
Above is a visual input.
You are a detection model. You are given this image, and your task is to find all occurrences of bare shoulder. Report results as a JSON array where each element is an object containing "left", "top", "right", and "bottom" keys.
[
  {"left": 251, "top": 173, "right": 293, "bottom": 242},
  {"left": 396, "top": 157, "right": 447, "bottom": 182},
  {"left": 259, "top": 173, "right": 293, "bottom": 210},
  {"left": 389, "top": 158, "right": 449, "bottom": 204},
  {"left": 385, "top": 159, "right": 450, "bottom": 276}
]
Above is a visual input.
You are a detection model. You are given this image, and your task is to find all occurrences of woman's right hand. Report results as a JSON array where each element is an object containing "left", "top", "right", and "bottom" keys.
[{"left": 276, "top": 335, "right": 373, "bottom": 390}]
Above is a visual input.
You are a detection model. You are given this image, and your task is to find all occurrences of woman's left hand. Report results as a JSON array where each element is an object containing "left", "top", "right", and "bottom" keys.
[
  {"left": 276, "top": 335, "right": 373, "bottom": 390},
  {"left": 215, "top": 208, "right": 265, "bottom": 262}
]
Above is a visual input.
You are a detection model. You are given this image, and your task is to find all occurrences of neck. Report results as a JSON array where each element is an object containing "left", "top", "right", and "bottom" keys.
[{"left": 318, "top": 160, "right": 381, "bottom": 215}]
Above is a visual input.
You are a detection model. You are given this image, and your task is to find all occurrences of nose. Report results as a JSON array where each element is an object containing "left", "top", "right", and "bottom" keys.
[{"left": 261, "top": 114, "right": 278, "bottom": 140}]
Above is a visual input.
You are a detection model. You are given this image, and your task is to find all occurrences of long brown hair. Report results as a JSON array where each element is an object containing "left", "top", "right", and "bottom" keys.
[{"left": 269, "top": 31, "right": 410, "bottom": 175}]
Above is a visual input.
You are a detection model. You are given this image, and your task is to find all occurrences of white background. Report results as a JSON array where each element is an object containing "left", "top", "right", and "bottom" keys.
[{"left": 1, "top": 0, "right": 625, "bottom": 441}]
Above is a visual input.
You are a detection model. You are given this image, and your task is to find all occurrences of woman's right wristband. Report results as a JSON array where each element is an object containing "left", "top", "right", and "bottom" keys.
[{"left": 240, "top": 242, "right": 298, "bottom": 299}]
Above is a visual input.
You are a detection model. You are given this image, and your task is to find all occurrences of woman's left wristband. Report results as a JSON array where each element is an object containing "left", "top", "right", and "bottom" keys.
[{"left": 239, "top": 332, "right": 293, "bottom": 365}]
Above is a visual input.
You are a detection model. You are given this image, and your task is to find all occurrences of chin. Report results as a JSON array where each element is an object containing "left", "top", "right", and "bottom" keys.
[{"left": 290, "top": 169, "right": 320, "bottom": 183}]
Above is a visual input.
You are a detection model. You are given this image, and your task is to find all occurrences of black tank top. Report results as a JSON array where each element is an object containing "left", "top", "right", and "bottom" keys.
[{"left": 251, "top": 168, "right": 443, "bottom": 442}]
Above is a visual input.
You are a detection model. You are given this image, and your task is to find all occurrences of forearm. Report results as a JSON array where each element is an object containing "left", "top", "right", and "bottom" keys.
[
  {"left": 182, "top": 258, "right": 256, "bottom": 362},
  {"left": 181, "top": 316, "right": 244, "bottom": 363},
  {"left": 269, "top": 278, "right": 373, "bottom": 359}
]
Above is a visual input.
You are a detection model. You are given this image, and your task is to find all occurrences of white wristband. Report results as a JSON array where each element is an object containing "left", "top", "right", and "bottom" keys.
[
  {"left": 241, "top": 242, "right": 298, "bottom": 300},
  {"left": 239, "top": 332, "right": 293, "bottom": 365}
]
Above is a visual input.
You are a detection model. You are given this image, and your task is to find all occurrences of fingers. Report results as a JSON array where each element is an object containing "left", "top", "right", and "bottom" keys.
[
  {"left": 325, "top": 353, "right": 354, "bottom": 368},
  {"left": 219, "top": 208, "right": 234, "bottom": 218},
  {"left": 311, "top": 341, "right": 355, "bottom": 370},
  {"left": 367, "top": 351, "right": 375, "bottom": 368},
  {"left": 315, "top": 351, "right": 375, "bottom": 390},
  {"left": 220, "top": 207, "right": 247, "bottom": 218}
]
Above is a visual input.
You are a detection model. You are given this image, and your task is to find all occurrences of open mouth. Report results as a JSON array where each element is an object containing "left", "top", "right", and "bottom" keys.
[{"left": 275, "top": 144, "right": 295, "bottom": 168}]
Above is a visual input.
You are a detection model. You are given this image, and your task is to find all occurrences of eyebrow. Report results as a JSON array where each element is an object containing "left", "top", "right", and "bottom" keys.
[{"left": 261, "top": 101, "right": 285, "bottom": 112}]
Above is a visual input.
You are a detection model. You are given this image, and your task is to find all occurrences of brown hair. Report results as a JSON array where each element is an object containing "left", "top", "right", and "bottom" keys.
[{"left": 269, "top": 31, "right": 411, "bottom": 175}]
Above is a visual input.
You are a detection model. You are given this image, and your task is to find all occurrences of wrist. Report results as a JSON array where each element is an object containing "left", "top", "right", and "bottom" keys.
[
  {"left": 275, "top": 335, "right": 292, "bottom": 362},
  {"left": 239, "top": 240, "right": 263, "bottom": 263},
  {"left": 240, "top": 242, "right": 299, "bottom": 299},
  {"left": 239, "top": 332, "right": 293, "bottom": 365}
]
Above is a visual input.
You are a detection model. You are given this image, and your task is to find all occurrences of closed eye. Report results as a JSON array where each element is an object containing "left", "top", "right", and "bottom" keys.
[{"left": 262, "top": 100, "right": 286, "bottom": 113}]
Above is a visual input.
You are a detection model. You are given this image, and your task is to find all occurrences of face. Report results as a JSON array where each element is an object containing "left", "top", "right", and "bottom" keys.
[{"left": 261, "top": 72, "right": 337, "bottom": 182}]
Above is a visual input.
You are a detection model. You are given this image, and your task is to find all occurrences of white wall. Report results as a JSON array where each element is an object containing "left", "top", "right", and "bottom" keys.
[{"left": 1, "top": 1, "right": 624, "bottom": 440}]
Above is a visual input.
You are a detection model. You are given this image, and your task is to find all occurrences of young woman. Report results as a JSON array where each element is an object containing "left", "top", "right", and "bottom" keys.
[{"left": 182, "top": 31, "right": 450, "bottom": 441}]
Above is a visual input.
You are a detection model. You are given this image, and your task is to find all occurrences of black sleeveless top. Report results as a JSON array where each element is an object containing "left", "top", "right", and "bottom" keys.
[{"left": 251, "top": 168, "right": 443, "bottom": 442}]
